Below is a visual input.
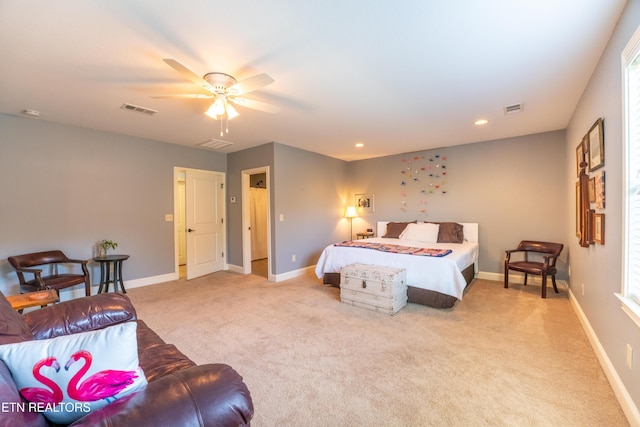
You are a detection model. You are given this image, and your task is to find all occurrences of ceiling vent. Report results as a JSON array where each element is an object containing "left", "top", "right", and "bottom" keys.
[
  {"left": 199, "top": 139, "right": 234, "bottom": 150},
  {"left": 120, "top": 103, "right": 158, "bottom": 116},
  {"left": 503, "top": 103, "right": 523, "bottom": 115}
]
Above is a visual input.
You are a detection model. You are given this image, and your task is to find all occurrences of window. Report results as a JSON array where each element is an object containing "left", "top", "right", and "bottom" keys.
[{"left": 620, "top": 25, "right": 640, "bottom": 328}]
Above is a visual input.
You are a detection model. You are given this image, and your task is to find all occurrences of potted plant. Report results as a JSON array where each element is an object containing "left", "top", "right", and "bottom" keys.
[{"left": 98, "top": 239, "right": 118, "bottom": 258}]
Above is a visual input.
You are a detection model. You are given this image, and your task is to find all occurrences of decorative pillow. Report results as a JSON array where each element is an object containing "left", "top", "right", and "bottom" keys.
[
  {"left": 0, "top": 322, "right": 147, "bottom": 424},
  {"left": 383, "top": 221, "right": 416, "bottom": 238},
  {"left": 400, "top": 222, "right": 440, "bottom": 243},
  {"left": 430, "top": 222, "right": 465, "bottom": 243}
]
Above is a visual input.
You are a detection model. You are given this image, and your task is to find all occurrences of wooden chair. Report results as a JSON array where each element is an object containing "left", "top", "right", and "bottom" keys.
[
  {"left": 504, "top": 241, "right": 563, "bottom": 298},
  {"left": 8, "top": 250, "right": 91, "bottom": 296}
]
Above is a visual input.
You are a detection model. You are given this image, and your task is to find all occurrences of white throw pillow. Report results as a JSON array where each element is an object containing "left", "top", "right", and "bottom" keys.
[
  {"left": 0, "top": 322, "right": 147, "bottom": 424},
  {"left": 399, "top": 222, "right": 440, "bottom": 243}
]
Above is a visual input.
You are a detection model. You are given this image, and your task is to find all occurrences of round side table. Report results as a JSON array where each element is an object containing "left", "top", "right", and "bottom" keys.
[{"left": 93, "top": 255, "right": 130, "bottom": 294}]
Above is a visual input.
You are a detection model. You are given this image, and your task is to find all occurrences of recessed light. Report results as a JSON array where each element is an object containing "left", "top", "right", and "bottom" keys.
[
  {"left": 474, "top": 119, "right": 489, "bottom": 126},
  {"left": 355, "top": 142, "right": 364, "bottom": 148}
]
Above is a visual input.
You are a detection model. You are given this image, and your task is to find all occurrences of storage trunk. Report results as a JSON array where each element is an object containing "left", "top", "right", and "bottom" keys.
[{"left": 340, "top": 263, "right": 407, "bottom": 315}]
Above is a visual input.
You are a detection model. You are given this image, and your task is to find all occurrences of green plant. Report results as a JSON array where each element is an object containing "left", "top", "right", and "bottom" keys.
[{"left": 100, "top": 239, "right": 118, "bottom": 252}]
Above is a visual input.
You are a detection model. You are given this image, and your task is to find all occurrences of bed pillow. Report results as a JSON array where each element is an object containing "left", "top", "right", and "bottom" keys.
[
  {"left": 429, "top": 222, "right": 465, "bottom": 243},
  {"left": 383, "top": 221, "right": 416, "bottom": 238},
  {"left": 400, "top": 222, "right": 440, "bottom": 243},
  {"left": 0, "top": 322, "right": 147, "bottom": 424}
]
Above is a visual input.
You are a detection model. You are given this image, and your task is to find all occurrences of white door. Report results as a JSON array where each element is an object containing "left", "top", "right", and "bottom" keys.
[
  {"left": 177, "top": 180, "right": 187, "bottom": 265},
  {"left": 185, "top": 169, "right": 225, "bottom": 280}
]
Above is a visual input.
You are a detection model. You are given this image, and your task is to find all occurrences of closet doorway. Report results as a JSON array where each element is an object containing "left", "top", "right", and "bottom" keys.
[{"left": 242, "top": 167, "right": 271, "bottom": 278}]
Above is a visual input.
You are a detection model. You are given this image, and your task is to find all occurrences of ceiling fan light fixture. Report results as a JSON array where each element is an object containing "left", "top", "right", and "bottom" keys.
[
  {"left": 226, "top": 104, "right": 239, "bottom": 120},
  {"left": 205, "top": 103, "right": 220, "bottom": 119}
]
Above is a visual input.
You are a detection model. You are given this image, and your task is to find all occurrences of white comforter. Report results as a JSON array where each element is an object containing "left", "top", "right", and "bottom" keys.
[{"left": 315, "top": 238, "right": 479, "bottom": 300}]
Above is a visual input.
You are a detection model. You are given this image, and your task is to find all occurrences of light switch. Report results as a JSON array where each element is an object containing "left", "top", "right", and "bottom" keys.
[
  {"left": 165, "top": 214, "right": 173, "bottom": 222},
  {"left": 280, "top": 214, "right": 284, "bottom": 222}
]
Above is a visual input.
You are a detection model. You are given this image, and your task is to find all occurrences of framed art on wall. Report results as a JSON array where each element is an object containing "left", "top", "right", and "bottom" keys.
[
  {"left": 355, "top": 193, "right": 375, "bottom": 213},
  {"left": 575, "top": 182, "right": 581, "bottom": 238},
  {"left": 588, "top": 177, "right": 596, "bottom": 203},
  {"left": 595, "top": 170, "right": 605, "bottom": 209},
  {"left": 594, "top": 213, "right": 605, "bottom": 244},
  {"left": 588, "top": 118, "right": 604, "bottom": 171},
  {"left": 576, "top": 136, "right": 587, "bottom": 177}
]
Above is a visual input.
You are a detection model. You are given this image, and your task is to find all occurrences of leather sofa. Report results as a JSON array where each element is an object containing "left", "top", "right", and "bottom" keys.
[{"left": 0, "top": 291, "right": 254, "bottom": 426}]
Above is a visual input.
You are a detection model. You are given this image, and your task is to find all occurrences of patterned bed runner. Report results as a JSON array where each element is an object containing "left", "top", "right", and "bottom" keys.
[{"left": 335, "top": 241, "right": 452, "bottom": 257}]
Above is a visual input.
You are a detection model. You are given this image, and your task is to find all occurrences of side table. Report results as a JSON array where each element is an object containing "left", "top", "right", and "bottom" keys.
[
  {"left": 356, "top": 232, "right": 375, "bottom": 239},
  {"left": 93, "top": 255, "right": 130, "bottom": 294},
  {"left": 6, "top": 289, "right": 59, "bottom": 312}
]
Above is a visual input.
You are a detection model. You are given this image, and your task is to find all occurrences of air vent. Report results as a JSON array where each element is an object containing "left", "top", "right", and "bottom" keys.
[
  {"left": 504, "top": 103, "right": 523, "bottom": 115},
  {"left": 199, "top": 139, "right": 234, "bottom": 150},
  {"left": 120, "top": 103, "right": 158, "bottom": 116}
]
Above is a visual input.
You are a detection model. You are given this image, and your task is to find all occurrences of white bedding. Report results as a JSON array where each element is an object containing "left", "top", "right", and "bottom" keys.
[{"left": 314, "top": 222, "right": 479, "bottom": 300}]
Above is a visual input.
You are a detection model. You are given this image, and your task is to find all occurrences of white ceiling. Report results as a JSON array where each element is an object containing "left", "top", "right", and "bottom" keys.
[{"left": 0, "top": 1, "right": 627, "bottom": 161}]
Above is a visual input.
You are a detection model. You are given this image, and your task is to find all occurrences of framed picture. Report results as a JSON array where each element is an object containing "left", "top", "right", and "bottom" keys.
[
  {"left": 588, "top": 118, "right": 604, "bottom": 172},
  {"left": 575, "top": 182, "right": 581, "bottom": 238},
  {"left": 355, "top": 193, "right": 375, "bottom": 213},
  {"left": 587, "top": 209, "right": 595, "bottom": 244},
  {"left": 576, "top": 137, "right": 586, "bottom": 176},
  {"left": 595, "top": 170, "right": 605, "bottom": 209},
  {"left": 594, "top": 213, "right": 605, "bottom": 244},
  {"left": 588, "top": 177, "right": 596, "bottom": 203}
]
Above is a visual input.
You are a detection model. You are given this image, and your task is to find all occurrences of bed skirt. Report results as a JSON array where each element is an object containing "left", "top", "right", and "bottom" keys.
[{"left": 322, "top": 263, "right": 475, "bottom": 309}]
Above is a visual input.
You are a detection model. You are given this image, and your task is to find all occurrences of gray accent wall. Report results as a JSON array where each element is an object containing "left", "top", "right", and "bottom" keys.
[
  {"left": 272, "top": 143, "right": 350, "bottom": 274},
  {"left": 564, "top": 0, "right": 640, "bottom": 411},
  {"left": 227, "top": 142, "right": 350, "bottom": 275},
  {"left": 0, "top": 114, "right": 226, "bottom": 297},
  {"left": 227, "top": 142, "right": 276, "bottom": 270},
  {"left": 348, "top": 131, "right": 568, "bottom": 278}
]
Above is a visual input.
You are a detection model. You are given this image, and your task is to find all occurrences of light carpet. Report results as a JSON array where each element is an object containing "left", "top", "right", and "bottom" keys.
[{"left": 126, "top": 271, "right": 628, "bottom": 426}]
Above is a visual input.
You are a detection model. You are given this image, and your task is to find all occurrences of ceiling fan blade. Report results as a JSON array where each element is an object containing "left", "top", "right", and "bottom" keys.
[
  {"left": 151, "top": 94, "right": 214, "bottom": 99},
  {"left": 227, "top": 73, "right": 274, "bottom": 95},
  {"left": 230, "top": 97, "right": 281, "bottom": 114},
  {"left": 163, "top": 58, "right": 214, "bottom": 93}
]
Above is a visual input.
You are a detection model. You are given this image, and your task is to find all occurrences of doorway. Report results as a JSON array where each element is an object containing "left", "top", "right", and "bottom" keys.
[
  {"left": 174, "top": 167, "right": 226, "bottom": 280},
  {"left": 242, "top": 167, "right": 271, "bottom": 278}
]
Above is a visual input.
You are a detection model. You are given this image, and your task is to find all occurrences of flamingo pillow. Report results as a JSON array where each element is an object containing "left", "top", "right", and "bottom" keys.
[{"left": 0, "top": 321, "right": 147, "bottom": 424}]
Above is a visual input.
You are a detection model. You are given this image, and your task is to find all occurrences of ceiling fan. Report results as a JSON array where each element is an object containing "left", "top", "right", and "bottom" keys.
[{"left": 153, "top": 59, "right": 280, "bottom": 134}]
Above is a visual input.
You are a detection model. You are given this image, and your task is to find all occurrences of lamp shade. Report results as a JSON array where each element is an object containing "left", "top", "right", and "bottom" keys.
[{"left": 344, "top": 206, "right": 358, "bottom": 218}]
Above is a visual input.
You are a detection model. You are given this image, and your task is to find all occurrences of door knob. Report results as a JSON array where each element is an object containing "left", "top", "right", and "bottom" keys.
[{"left": 187, "top": 228, "right": 196, "bottom": 232}]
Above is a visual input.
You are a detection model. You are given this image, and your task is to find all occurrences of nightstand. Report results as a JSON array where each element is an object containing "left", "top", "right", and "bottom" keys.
[{"left": 356, "top": 232, "right": 375, "bottom": 239}]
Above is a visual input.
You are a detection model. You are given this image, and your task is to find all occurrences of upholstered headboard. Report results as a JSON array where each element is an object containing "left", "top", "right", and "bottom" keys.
[{"left": 376, "top": 221, "right": 479, "bottom": 243}]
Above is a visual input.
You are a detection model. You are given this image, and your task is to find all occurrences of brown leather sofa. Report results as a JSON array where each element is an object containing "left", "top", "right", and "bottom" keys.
[
  {"left": 8, "top": 250, "right": 91, "bottom": 296},
  {"left": 0, "top": 291, "right": 254, "bottom": 426}
]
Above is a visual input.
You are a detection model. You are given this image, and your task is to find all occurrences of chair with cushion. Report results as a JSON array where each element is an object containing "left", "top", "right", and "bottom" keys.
[
  {"left": 504, "top": 241, "right": 564, "bottom": 298},
  {"left": 8, "top": 250, "right": 91, "bottom": 296}
]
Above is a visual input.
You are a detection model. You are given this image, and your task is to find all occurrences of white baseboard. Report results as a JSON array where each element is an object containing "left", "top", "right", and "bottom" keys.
[
  {"left": 227, "top": 264, "right": 314, "bottom": 282},
  {"left": 226, "top": 264, "right": 245, "bottom": 274},
  {"left": 568, "top": 289, "right": 640, "bottom": 427},
  {"left": 123, "top": 272, "right": 177, "bottom": 290},
  {"left": 477, "top": 271, "right": 568, "bottom": 290},
  {"left": 272, "top": 265, "right": 315, "bottom": 282}
]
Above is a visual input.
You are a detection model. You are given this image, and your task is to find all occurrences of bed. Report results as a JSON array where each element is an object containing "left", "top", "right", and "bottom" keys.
[{"left": 315, "top": 221, "right": 479, "bottom": 309}]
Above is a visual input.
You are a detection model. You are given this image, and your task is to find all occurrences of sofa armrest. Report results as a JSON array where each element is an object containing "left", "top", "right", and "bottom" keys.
[
  {"left": 24, "top": 293, "right": 137, "bottom": 340},
  {"left": 0, "top": 361, "right": 49, "bottom": 427},
  {"left": 70, "top": 364, "right": 254, "bottom": 427}
]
